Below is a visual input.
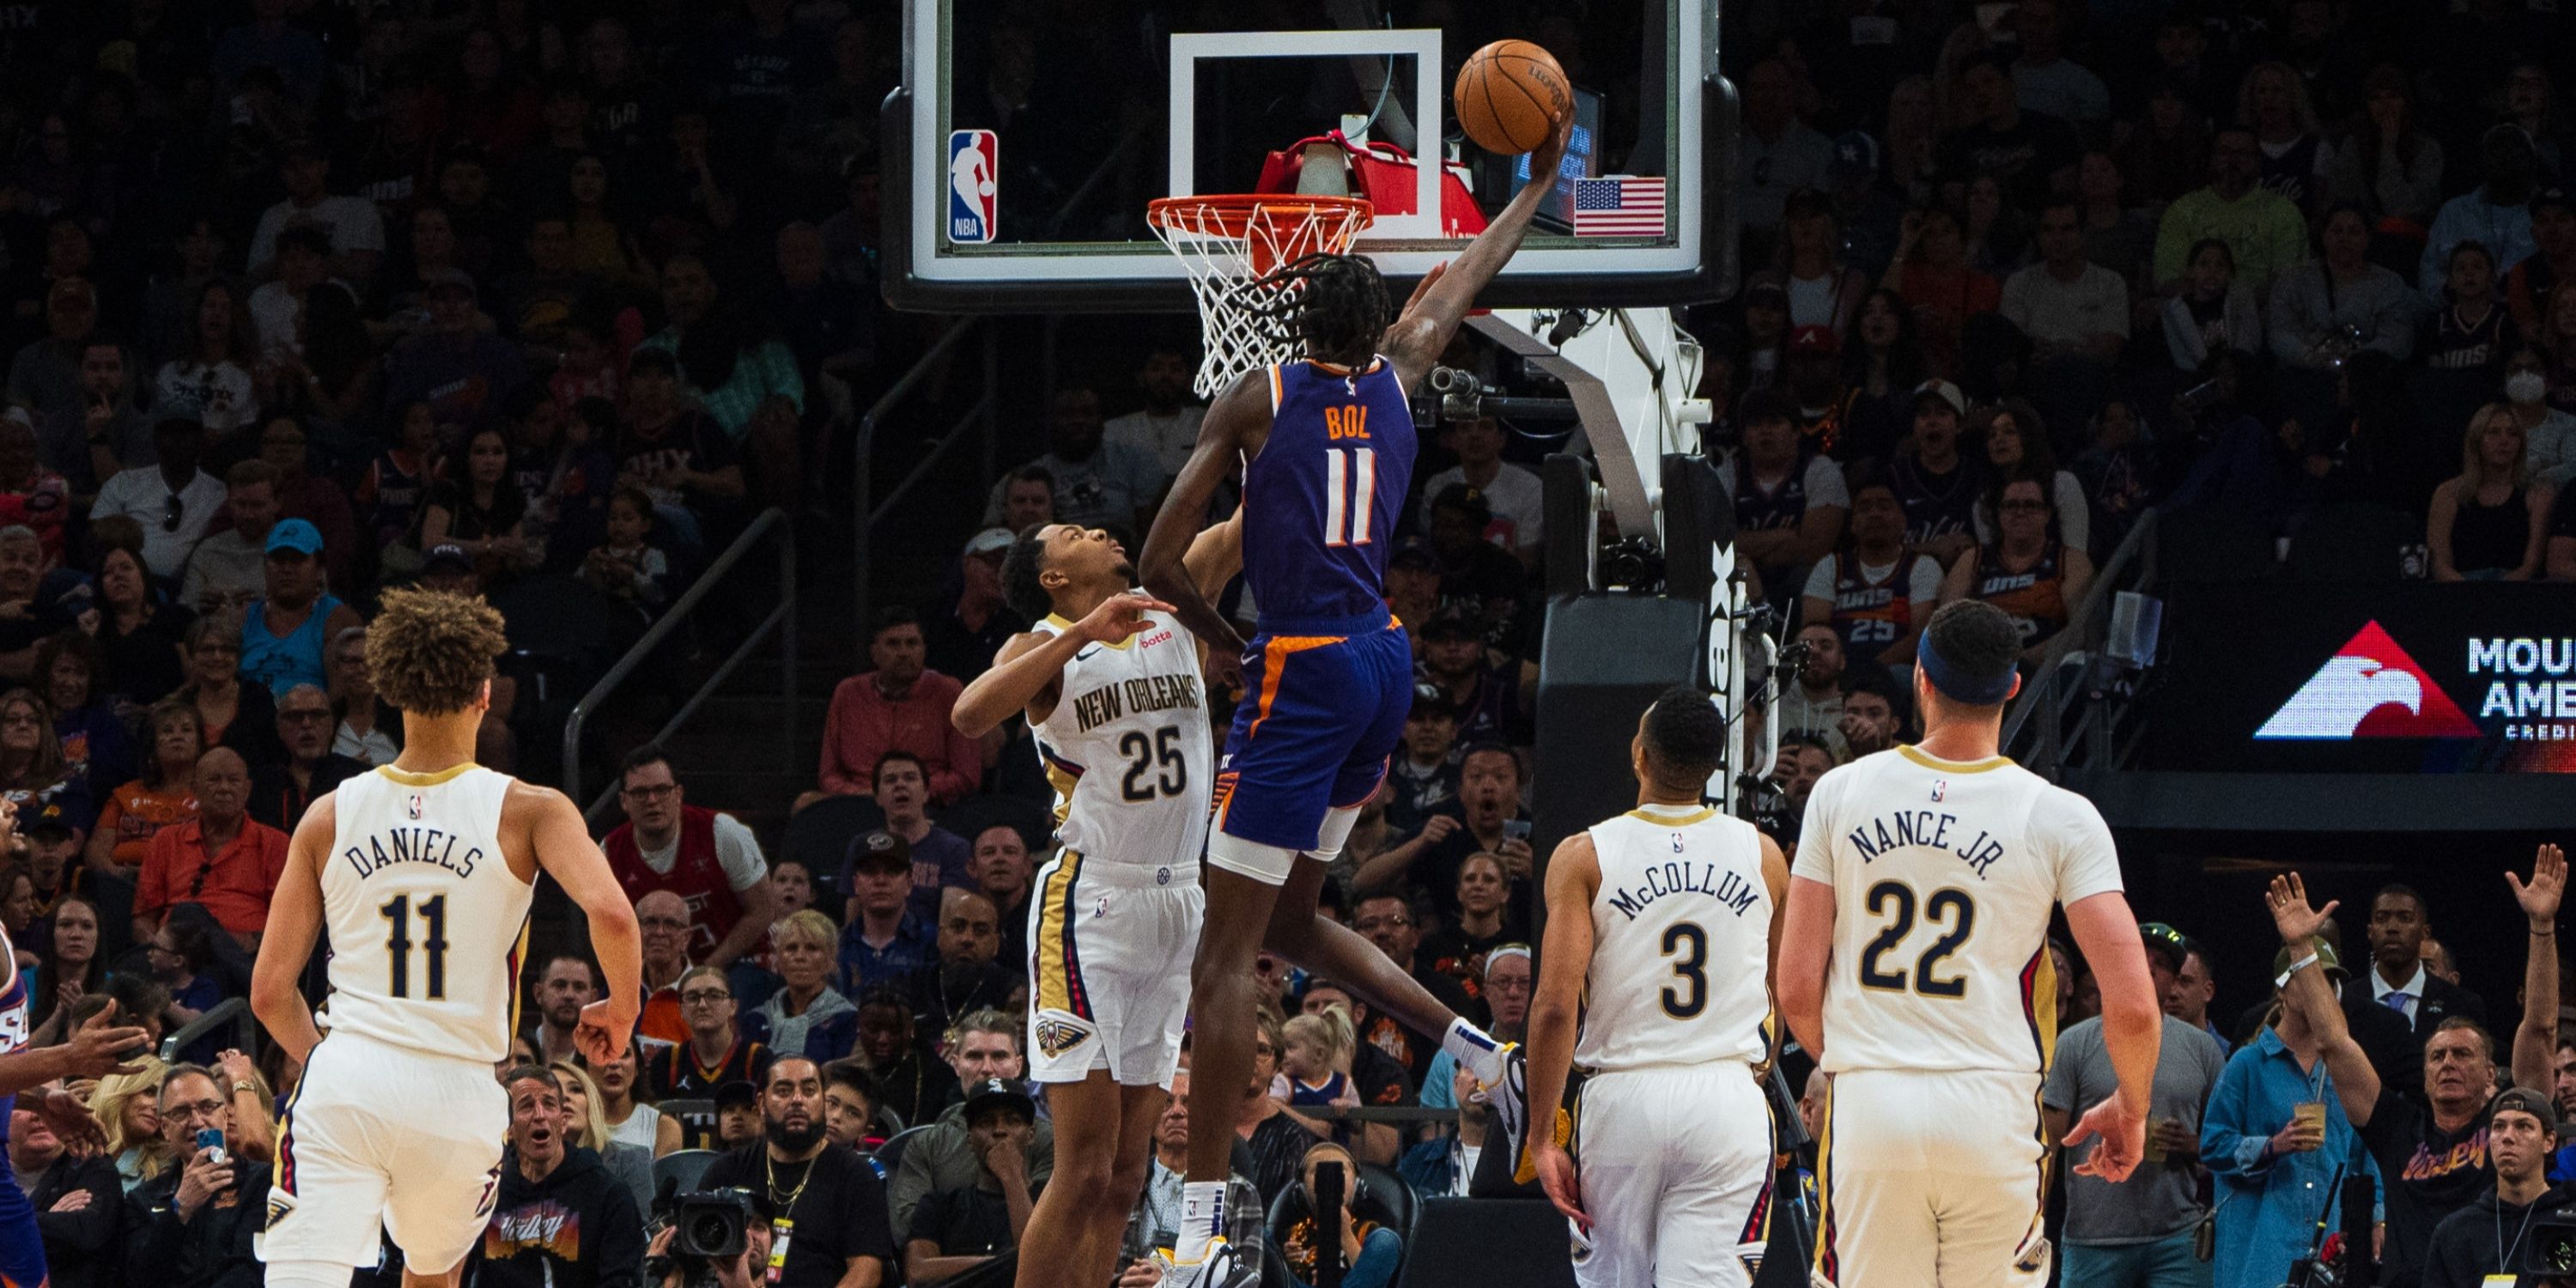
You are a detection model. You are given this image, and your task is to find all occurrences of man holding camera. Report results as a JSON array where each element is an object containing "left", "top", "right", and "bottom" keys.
[
  {"left": 125, "top": 1063, "right": 270, "bottom": 1288},
  {"left": 2420, "top": 1087, "right": 2567, "bottom": 1288},
  {"left": 696, "top": 1055, "right": 896, "bottom": 1288},
  {"left": 482, "top": 1066, "right": 645, "bottom": 1288}
]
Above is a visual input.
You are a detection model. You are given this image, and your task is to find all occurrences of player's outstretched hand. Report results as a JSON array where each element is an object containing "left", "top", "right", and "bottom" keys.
[
  {"left": 1397, "top": 261, "right": 1448, "bottom": 321},
  {"left": 1528, "top": 107, "right": 1575, "bottom": 186},
  {"left": 62, "top": 1002, "right": 148, "bottom": 1079},
  {"left": 2065, "top": 1096, "right": 2148, "bottom": 1182},
  {"left": 2511, "top": 843, "right": 2567, "bottom": 928},
  {"left": 1076, "top": 592, "right": 1174, "bottom": 647},
  {"left": 2265, "top": 872, "right": 2336, "bottom": 947},
  {"left": 574, "top": 998, "right": 635, "bottom": 1067},
  {"left": 1528, "top": 1140, "right": 1588, "bottom": 1230},
  {"left": 40, "top": 1085, "right": 108, "bottom": 1157}
]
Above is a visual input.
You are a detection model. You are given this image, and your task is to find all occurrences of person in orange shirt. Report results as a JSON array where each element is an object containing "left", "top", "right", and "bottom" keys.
[
  {"left": 86, "top": 696, "right": 204, "bottom": 882},
  {"left": 132, "top": 747, "right": 288, "bottom": 949},
  {"left": 633, "top": 889, "right": 694, "bottom": 1048}
]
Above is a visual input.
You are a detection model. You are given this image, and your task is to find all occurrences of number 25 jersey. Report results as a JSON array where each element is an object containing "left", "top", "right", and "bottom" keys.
[
  {"left": 323, "top": 765, "right": 534, "bottom": 1062},
  {"left": 1575, "top": 805, "right": 1774, "bottom": 1072},
  {"left": 1031, "top": 605, "right": 1212, "bottom": 866},
  {"left": 1792, "top": 747, "right": 2123, "bottom": 1077}
]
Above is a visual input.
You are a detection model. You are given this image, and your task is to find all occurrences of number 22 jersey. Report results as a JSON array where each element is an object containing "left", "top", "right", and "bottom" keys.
[
  {"left": 1792, "top": 746, "right": 2123, "bottom": 1077},
  {"left": 323, "top": 764, "right": 534, "bottom": 1063}
]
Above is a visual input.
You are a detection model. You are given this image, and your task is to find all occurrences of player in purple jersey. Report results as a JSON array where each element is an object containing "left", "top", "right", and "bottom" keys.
[
  {"left": 1139, "top": 114, "right": 1571, "bottom": 1287},
  {"left": 0, "top": 801, "right": 154, "bottom": 1288}
]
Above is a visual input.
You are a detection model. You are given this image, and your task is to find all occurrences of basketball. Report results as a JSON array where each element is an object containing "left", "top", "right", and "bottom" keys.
[{"left": 1455, "top": 39, "right": 1571, "bottom": 155}]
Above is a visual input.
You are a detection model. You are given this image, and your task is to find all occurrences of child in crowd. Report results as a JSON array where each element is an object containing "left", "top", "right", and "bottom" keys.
[
  {"left": 1277, "top": 1006, "right": 1360, "bottom": 1142},
  {"left": 581, "top": 486, "right": 670, "bottom": 611}
]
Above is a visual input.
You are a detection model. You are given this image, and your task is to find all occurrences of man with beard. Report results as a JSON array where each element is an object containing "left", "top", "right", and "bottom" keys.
[
  {"left": 852, "top": 988, "right": 953, "bottom": 1128},
  {"left": 697, "top": 1056, "right": 896, "bottom": 1288},
  {"left": 479, "top": 1066, "right": 644, "bottom": 1288},
  {"left": 902, "top": 1078, "right": 1042, "bottom": 1284},
  {"left": 1774, "top": 623, "right": 1850, "bottom": 757},
  {"left": 902, "top": 889, "right": 1014, "bottom": 1041},
  {"left": 886, "top": 1012, "right": 1055, "bottom": 1237},
  {"left": 528, "top": 955, "right": 600, "bottom": 1068}
]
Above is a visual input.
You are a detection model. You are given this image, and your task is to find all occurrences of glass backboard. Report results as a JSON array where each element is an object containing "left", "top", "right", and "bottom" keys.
[{"left": 883, "top": 0, "right": 1734, "bottom": 313}]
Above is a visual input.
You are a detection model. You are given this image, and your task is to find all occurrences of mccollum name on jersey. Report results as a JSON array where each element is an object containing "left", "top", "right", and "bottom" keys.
[
  {"left": 1067, "top": 672, "right": 1204, "bottom": 733},
  {"left": 1843, "top": 806, "right": 2008, "bottom": 878},
  {"left": 341, "top": 825, "right": 487, "bottom": 881},
  {"left": 1605, "top": 860, "right": 1762, "bottom": 921}
]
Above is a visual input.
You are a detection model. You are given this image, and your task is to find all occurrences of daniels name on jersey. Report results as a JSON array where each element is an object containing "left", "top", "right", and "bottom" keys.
[{"left": 337, "top": 823, "right": 489, "bottom": 880}]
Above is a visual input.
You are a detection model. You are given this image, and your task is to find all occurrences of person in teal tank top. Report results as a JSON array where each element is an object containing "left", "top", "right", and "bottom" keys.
[{"left": 239, "top": 519, "right": 363, "bottom": 697}]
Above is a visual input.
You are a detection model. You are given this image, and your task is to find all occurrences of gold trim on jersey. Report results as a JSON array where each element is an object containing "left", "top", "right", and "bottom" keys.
[
  {"left": 1814, "top": 1073, "right": 1840, "bottom": 1285},
  {"left": 375, "top": 762, "right": 481, "bottom": 787},
  {"left": 1895, "top": 744, "right": 2014, "bottom": 774},
  {"left": 1624, "top": 805, "right": 1717, "bottom": 826},
  {"left": 1033, "top": 848, "right": 1091, "bottom": 1018}
]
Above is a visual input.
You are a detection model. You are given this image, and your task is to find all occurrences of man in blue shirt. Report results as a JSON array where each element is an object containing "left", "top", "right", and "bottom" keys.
[{"left": 837, "top": 829, "right": 935, "bottom": 997}]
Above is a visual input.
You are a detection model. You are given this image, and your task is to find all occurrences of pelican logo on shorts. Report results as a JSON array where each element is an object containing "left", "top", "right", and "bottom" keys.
[
  {"left": 408, "top": 793, "right": 424, "bottom": 819},
  {"left": 264, "top": 1192, "right": 295, "bottom": 1231},
  {"left": 1034, "top": 1016, "right": 1091, "bottom": 1059}
]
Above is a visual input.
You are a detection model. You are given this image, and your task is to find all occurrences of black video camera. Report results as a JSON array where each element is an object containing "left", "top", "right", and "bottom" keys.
[
  {"left": 2517, "top": 1206, "right": 2576, "bottom": 1278},
  {"left": 671, "top": 1188, "right": 758, "bottom": 1261}
]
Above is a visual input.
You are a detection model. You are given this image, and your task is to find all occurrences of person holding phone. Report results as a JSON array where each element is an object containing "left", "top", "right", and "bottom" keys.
[
  {"left": 1352, "top": 744, "right": 1534, "bottom": 928},
  {"left": 123, "top": 1062, "right": 272, "bottom": 1288}
]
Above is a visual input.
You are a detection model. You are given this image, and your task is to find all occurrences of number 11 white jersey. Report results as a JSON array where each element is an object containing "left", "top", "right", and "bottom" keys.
[
  {"left": 321, "top": 764, "right": 533, "bottom": 1063},
  {"left": 1791, "top": 746, "right": 2123, "bottom": 1077}
]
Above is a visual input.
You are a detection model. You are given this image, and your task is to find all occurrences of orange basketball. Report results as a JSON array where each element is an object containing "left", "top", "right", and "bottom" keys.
[{"left": 1455, "top": 39, "right": 1571, "bottom": 155}]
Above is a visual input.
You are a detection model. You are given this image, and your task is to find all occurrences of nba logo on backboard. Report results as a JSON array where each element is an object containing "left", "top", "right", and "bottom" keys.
[{"left": 947, "top": 130, "right": 998, "bottom": 244}]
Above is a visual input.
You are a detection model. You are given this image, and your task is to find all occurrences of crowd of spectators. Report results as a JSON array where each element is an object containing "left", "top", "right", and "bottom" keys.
[{"left": 0, "top": 3, "right": 2573, "bottom": 1288}]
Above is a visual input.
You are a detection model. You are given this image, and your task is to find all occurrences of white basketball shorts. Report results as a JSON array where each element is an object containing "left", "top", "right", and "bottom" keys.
[
  {"left": 1814, "top": 1067, "right": 2052, "bottom": 1288},
  {"left": 1569, "top": 1060, "right": 1776, "bottom": 1288},
  {"left": 1025, "top": 848, "right": 1204, "bottom": 1087},
  {"left": 259, "top": 1030, "right": 508, "bottom": 1273}
]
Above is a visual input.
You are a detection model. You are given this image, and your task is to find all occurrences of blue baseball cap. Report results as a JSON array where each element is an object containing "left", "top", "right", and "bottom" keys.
[{"left": 265, "top": 519, "right": 324, "bottom": 556}]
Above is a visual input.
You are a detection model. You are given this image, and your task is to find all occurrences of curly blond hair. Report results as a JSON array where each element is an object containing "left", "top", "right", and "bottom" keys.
[{"left": 366, "top": 587, "right": 507, "bottom": 715}]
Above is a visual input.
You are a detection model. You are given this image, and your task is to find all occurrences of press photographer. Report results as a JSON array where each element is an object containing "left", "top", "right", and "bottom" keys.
[{"left": 692, "top": 1057, "right": 896, "bottom": 1288}]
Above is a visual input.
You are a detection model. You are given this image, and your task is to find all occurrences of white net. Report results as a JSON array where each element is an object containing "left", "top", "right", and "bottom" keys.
[{"left": 1147, "top": 196, "right": 1376, "bottom": 398}]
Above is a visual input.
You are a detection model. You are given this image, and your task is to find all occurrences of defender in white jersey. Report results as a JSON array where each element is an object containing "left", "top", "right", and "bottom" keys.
[
  {"left": 1779, "top": 601, "right": 2160, "bottom": 1287},
  {"left": 250, "top": 590, "right": 645, "bottom": 1288},
  {"left": 952, "top": 514, "right": 1237, "bottom": 1288},
  {"left": 1522, "top": 689, "right": 1789, "bottom": 1288}
]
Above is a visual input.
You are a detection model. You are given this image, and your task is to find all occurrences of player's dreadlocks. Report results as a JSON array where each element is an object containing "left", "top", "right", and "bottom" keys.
[{"left": 1245, "top": 252, "right": 1390, "bottom": 369}]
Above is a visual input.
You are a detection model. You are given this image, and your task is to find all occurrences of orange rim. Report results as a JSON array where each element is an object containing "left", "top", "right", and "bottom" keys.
[{"left": 1145, "top": 194, "right": 1374, "bottom": 237}]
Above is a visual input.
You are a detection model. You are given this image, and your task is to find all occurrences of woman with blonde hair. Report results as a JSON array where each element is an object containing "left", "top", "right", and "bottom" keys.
[
  {"left": 749, "top": 909, "right": 857, "bottom": 1061},
  {"left": 95, "top": 1059, "right": 171, "bottom": 1192},
  {"left": 2429, "top": 403, "right": 2557, "bottom": 580},
  {"left": 581, "top": 1039, "right": 681, "bottom": 1157},
  {"left": 550, "top": 1059, "right": 655, "bottom": 1206}
]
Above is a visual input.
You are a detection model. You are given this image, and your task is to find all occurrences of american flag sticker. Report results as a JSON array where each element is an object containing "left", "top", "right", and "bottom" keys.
[{"left": 1572, "top": 176, "right": 1667, "bottom": 237}]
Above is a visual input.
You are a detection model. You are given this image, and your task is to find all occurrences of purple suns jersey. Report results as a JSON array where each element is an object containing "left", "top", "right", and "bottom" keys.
[
  {"left": 0, "top": 931, "right": 24, "bottom": 1130},
  {"left": 1243, "top": 358, "right": 1418, "bottom": 626}
]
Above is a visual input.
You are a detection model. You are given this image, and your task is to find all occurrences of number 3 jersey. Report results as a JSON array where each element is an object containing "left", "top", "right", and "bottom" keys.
[
  {"left": 322, "top": 765, "right": 533, "bottom": 1063},
  {"left": 1575, "top": 805, "right": 1774, "bottom": 1072},
  {"left": 1031, "top": 605, "right": 1212, "bottom": 866},
  {"left": 1793, "top": 746, "right": 2123, "bottom": 1078}
]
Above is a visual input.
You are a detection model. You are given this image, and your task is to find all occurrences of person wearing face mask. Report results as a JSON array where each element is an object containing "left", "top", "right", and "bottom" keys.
[{"left": 2504, "top": 347, "right": 2576, "bottom": 488}]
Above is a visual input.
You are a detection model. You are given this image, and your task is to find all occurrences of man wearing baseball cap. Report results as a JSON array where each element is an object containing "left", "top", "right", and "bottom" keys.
[
  {"left": 1892, "top": 379, "right": 1984, "bottom": 565},
  {"left": 2421, "top": 1085, "right": 2565, "bottom": 1286},
  {"left": 2041, "top": 920, "right": 2229, "bottom": 1285},
  {"left": 926, "top": 528, "right": 1027, "bottom": 681},
  {"left": 240, "top": 517, "right": 361, "bottom": 699},
  {"left": 836, "top": 829, "right": 935, "bottom": 997},
  {"left": 903, "top": 1077, "right": 1040, "bottom": 1285}
]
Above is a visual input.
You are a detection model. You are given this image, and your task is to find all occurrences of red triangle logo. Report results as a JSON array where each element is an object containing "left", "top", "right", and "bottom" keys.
[{"left": 2254, "top": 620, "right": 2482, "bottom": 740}]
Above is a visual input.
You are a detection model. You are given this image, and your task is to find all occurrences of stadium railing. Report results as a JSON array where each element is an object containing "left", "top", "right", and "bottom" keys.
[
  {"left": 850, "top": 319, "right": 998, "bottom": 633},
  {"left": 2001, "top": 508, "right": 2162, "bottom": 777},
  {"left": 564, "top": 506, "right": 800, "bottom": 821}
]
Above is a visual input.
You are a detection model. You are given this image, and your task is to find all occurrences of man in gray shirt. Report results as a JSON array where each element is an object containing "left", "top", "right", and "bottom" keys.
[{"left": 2044, "top": 922, "right": 2230, "bottom": 1287}]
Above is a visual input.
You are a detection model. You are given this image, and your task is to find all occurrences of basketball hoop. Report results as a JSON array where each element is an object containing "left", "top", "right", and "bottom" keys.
[{"left": 1147, "top": 194, "right": 1375, "bottom": 398}]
